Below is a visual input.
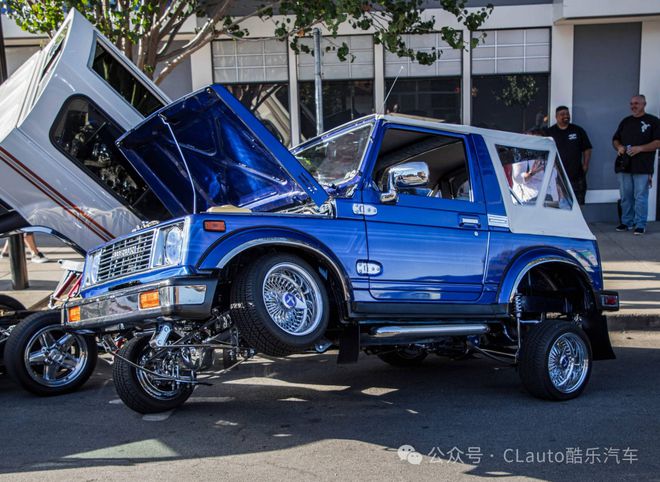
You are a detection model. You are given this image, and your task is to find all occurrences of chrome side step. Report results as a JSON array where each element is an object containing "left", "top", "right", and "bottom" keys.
[{"left": 370, "top": 324, "right": 490, "bottom": 339}]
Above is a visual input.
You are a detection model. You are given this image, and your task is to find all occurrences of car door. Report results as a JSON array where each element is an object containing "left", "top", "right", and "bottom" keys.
[{"left": 360, "top": 124, "right": 488, "bottom": 309}]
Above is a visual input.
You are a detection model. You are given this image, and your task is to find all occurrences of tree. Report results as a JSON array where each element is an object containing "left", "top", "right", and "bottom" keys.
[{"left": 3, "top": 0, "right": 492, "bottom": 84}]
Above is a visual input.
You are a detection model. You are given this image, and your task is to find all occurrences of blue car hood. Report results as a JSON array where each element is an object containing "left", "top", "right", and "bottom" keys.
[{"left": 116, "top": 85, "right": 328, "bottom": 216}]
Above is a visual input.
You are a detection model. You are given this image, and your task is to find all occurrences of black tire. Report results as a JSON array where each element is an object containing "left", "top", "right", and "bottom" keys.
[
  {"left": 378, "top": 346, "right": 428, "bottom": 367},
  {"left": 0, "top": 295, "right": 26, "bottom": 312},
  {"left": 230, "top": 253, "right": 329, "bottom": 357},
  {"left": 113, "top": 336, "right": 193, "bottom": 414},
  {"left": 4, "top": 311, "right": 97, "bottom": 396},
  {"left": 519, "top": 320, "right": 592, "bottom": 401}
]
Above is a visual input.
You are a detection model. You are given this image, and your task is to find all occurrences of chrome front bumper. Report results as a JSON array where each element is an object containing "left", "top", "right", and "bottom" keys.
[{"left": 62, "top": 277, "right": 217, "bottom": 332}]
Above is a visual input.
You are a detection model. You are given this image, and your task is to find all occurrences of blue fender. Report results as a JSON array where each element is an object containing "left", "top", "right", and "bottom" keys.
[
  {"left": 496, "top": 247, "right": 596, "bottom": 305},
  {"left": 196, "top": 226, "right": 353, "bottom": 301}
]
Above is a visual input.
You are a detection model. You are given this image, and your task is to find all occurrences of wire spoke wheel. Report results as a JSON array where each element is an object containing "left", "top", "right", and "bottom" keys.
[
  {"left": 262, "top": 262, "right": 323, "bottom": 336},
  {"left": 547, "top": 333, "right": 589, "bottom": 394}
]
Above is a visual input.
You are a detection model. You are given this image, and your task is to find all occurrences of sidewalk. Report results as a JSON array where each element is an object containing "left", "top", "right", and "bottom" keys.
[
  {"left": 592, "top": 221, "right": 660, "bottom": 330},
  {"left": 0, "top": 223, "right": 658, "bottom": 329}
]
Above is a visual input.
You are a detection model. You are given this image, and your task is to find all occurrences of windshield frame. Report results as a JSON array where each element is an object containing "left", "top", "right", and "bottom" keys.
[{"left": 291, "top": 119, "right": 375, "bottom": 193}]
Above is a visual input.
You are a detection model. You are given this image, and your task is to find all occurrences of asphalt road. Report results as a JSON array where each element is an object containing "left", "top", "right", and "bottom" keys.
[{"left": 1, "top": 331, "right": 659, "bottom": 481}]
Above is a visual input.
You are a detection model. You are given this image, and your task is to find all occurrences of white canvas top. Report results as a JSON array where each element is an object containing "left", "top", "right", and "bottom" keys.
[{"left": 378, "top": 114, "right": 595, "bottom": 241}]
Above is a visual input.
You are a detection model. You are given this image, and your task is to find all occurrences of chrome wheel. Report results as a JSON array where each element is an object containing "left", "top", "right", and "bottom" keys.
[
  {"left": 23, "top": 325, "right": 89, "bottom": 388},
  {"left": 262, "top": 262, "right": 323, "bottom": 336},
  {"left": 547, "top": 332, "right": 589, "bottom": 394},
  {"left": 136, "top": 348, "right": 188, "bottom": 401}
]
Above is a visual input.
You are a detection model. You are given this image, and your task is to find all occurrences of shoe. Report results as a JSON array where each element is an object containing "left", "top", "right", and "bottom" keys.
[
  {"left": 31, "top": 252, "right": 50, "bottom": 263},
  {"left": 633, "top": 227, "right": 645, "bottom": 235},
  {"left": 615, "top": 224, "right": 630, "bottom": 232}
]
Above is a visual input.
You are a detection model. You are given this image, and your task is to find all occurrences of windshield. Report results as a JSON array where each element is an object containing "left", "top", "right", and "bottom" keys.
[{"left": 294, "top": 124, "right": 373, "bottom": 186}]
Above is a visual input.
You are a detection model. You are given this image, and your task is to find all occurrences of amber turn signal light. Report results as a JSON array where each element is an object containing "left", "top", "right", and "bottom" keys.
[
  {"left": 139, "top": 290, "right": 160, "bottom": 309},
  {"left": 203, "top": 220, "right": 226, "bottom": 232},
  {"left": 68, "top": 306, "right": 81, "bottom": 323}
]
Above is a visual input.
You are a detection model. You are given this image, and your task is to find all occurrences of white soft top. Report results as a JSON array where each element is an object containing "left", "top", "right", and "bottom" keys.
[{"left": 377, "top": 114, "right": 595, "bottom": 241}]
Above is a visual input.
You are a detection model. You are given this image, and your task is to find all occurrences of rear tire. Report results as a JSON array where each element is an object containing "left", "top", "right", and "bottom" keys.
[
  {"left": 4, "top": 311, "right": 97, "bottom": 396},
  {"left": 519, "top": 320, "right": 592, "bottom": 401},
  {"left": 113, "top": 336, "right": 194, "bottom": 414},
  {"left": 230, "top": 254, "right": 329, "bottom": 357}
]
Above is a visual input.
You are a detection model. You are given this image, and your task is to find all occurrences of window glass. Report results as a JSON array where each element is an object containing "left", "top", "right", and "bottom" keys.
[
  {"left": 543, "top": 161, "right": 574, "bottom": 210},
  {"left": 91, "top": 42, "right": 163, "bottom": 117},
  {"left": 472, "top": 73, "right": 549, "bottom": 133},
  {"left": 299, "top": 79, "right": 374, "bottom": 140},
  {"left": 384, "top": 77, "right": 461, "bottom": 123},
  {"left": 374, "top": 129, "right": 472, "bottom": 202},
  {"left": 472, "top": 28, "right": 550, "bottom": 75},
  {"left": 496, "top": 144, "right": 551, "bottom": 206},
  {"left": 50, "top": 96, "right": 168, "bottom": 220},
  {"left": 294, "top": 124, "right": 372, "bottom": 189}
]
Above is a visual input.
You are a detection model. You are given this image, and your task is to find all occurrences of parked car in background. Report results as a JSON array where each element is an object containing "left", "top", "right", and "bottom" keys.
[
  {"left": 63, "top": 84, "right": 619, "bottom": 414},
  {"left": 0, "top": 9, "right": 171, "bottom": 395}
]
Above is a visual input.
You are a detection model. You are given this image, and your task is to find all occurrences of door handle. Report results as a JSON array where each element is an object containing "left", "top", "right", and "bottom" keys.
[{"left": 459, "top": 216, "right": 481, "bottom": 228}]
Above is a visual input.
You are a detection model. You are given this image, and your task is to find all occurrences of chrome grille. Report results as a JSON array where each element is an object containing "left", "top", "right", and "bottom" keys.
[{"left": 97, "top": 231, "right": 155, "bottom": 282}]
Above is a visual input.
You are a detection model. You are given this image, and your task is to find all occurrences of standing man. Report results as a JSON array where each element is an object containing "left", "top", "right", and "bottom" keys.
[
  {"left": 546, "top": 106, "right": 592, "bottom": 205},
  {"left": 612, "top": 95, "right": 660, "bottom": 235}
]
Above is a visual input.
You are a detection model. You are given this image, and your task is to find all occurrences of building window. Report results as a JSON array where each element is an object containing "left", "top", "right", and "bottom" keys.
[
  {"left": 384, "top": 33, "right": 462, "bottom": 123},
  {"left": 472, "top": 73, "right": 549, "bottom": 133},
  {"left": 472, "top": 28, "right": 550, "bottom": 75},
  {"left": 212, "top": 39, "right": 291, "bottom": 145},
  {"left": 297, "top": 35, "right": 374, "bottom": 139},
  {"left": 471, "top": 28, "right": 550, "bottom": 133},
  {"left": 385, "top": 78, "right": 461, "bottom": 123},
  {"left": 5, "top": 46, "right": 41, "bottom": 77}
]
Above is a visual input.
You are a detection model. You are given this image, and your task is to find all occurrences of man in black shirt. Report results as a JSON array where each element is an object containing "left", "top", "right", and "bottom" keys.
[
  {"left": 546, "top": 106, "right": 592, "bottom": 204},
  {"left": 612, "top": 94, "right": 660, "bottom": 235}
]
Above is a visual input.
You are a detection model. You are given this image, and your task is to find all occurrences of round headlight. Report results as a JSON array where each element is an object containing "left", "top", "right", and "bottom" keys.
[{"left": 164, "top": 226, "right": 183, "bottom": 265}]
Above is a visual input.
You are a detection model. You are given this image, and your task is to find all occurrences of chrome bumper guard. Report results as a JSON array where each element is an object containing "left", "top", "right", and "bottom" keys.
[{"left": 62, "top": 277, "right": 217, "bottom": 332}]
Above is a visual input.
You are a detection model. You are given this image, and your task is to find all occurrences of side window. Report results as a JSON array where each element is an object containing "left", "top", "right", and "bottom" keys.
[
  {"left": 373, "top": 128, "right": 473, "bottom": 202},
  {"left": 496, "top": 144, "right": 549, "bottom": 206},
  {"left": 543, "top": 161, "right": 574, "bottom": 210},
  {"left": 91, "top": 42, "right": 163, "bottom": 117},
  {"left": 50, "top": 96, "right": 169, "bottom": 220}
]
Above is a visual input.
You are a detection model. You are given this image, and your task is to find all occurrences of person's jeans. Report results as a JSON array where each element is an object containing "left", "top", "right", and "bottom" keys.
[{"left": 618, "top": 173, "right": 650, "bottom": 229}]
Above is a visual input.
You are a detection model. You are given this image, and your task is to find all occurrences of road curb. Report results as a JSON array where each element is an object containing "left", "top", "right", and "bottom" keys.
[{"left": 607, "top": 314, "right": 660, "bottom": 331}]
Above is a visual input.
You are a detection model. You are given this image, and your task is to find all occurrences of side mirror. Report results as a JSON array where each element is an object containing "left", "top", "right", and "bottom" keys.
[{"left": 380, "top": 161, "right": 430, "bottom": 203}]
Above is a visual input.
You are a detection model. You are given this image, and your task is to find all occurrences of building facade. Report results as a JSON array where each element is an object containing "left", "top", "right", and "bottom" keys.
[{"left": 2, "top": 0, "right": 660, "bottom": 222}]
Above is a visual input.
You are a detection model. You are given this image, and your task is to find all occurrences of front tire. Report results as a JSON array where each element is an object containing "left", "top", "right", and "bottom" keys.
[
  {"left": 519, "top": 320, "right": 592, "bottom": 401},
  {"left": 4, "top": 311, "right": 97, "bottom": 396},
  {"left": 230, "top": 254, "right": 329, "bottom": 357},
  {"left": 113, "top": 336, "right": 193, "bottom": 414}
]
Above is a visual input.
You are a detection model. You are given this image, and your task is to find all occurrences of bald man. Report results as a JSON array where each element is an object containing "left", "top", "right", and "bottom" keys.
[{"left": 612, "top": 95, "right": 660, "bottom": 235}]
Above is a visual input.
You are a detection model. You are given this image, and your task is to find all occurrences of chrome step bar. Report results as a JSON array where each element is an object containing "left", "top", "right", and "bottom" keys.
[{"left": 370, "top": 324, "right": 490, "bottom": 339}]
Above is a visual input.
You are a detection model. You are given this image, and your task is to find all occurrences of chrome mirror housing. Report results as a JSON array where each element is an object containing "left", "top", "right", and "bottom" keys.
[{"left": 380, "top": 161, "right": 430, "bottom": 203}]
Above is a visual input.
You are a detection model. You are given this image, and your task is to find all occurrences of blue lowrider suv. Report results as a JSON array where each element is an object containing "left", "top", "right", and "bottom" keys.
[{"left": 63, "top": 85, "right": 619, "bottom": 413}]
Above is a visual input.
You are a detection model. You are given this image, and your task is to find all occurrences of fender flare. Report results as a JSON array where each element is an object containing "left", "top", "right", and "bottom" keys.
[
  {"left": 196, "top": 227, "right": 353, "bottom": 302},
  {"left": 497, "top": 247, "right": 597, "bottom": 306}
]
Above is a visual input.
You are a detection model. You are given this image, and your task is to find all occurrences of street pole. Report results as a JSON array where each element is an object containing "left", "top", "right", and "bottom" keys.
[
  {"left": 0, "top": 12, "right": 8, "bottom": 83},
  {"left": 313, "top": 27, "right": 323, "bottom": 135},
  {"left": 0, "top": 14, "right": 28, "bottom": 290}
]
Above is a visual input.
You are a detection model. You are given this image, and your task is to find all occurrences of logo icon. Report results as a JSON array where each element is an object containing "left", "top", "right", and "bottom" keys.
[
  {"left": 398, "top": 445, "right": 423, "bottom": 465},
  {"left": 641, "top": 121, "right": 650, "bottom": 133}
]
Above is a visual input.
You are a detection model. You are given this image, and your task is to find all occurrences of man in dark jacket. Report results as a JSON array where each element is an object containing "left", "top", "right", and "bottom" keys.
[
  {"left": 546, "top": 106, "right": 592, "bottom": 205},
  {"left": 612, "top": 95, "right": 660, "bottom": 235}
]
